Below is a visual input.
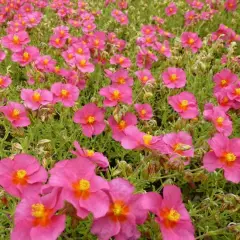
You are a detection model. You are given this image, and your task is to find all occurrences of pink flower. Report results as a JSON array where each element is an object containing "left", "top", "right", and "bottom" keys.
[
  {"left": 71, "top": 141, "right": 109, "bottom": 168},
  {"left": 99, "top": 85, "right": 132, "bottom": 107},
  {"left": 11, "top": 194, "right": 65, "bottom": 240},
  {"left": 12, "top": 46, "right": 39, "bottom": 66},
  {"left": 1, "top": 31, "right": 30, "bottom": 52},
  {"left": 0, "top": 102, "right": 30, "bottom": 127},
  {"left": 49, "top": 158, "right": 109, "bottom": 219},
  {"left": 53, "top": 26, "right": 69, "bottom": 39},
  {"left": 153, "top": 40, "right": 171, "bottom": 58},
  {"left": 181, "top": 32, "right": 202, "bottom": 53},
  {"left": 184, "top": 10, "right": 196, "bottom": 26},
  {"left": 165, "top": 2, "right": 178, "bottom": 16},
  {"left": 162, "top": 67, "right": 186, "bottom": 89},
  {"left": 0, "top": 75, "right": 12, "bottom": 88},
  {"left": 224, "top": 0, "right": 238, "bottom": 11},
  {"left": 51, "top": 82, "right": 80, "bottom": 107},
  {"left": 121, "top": 126, "right": 166, "bottom": 153},
  {"left": 108, "top": 112, "right": 137, "bottom": 141},
  {"left": 134, "top": 103, "right": 153, "bottom": 120},
  {"left": 162, "top": 132, "right": 194, "bottom": 163},
  {"left": 191, "top": 0, "right": 204, "bottom": 9},
  {"left": 91, "top": 178, "right": 148, "bottom": 240},
  {"left": 203, "top": 134, "right": 240, "bottom": 183},
  {"left": 110, "top": 54, "right": 131, "bottom": 68},
  {"left": 213, "top": 68, "right": 238, "bottom": 93},
  {"left": 141, "top": 25, "right": 156, "bottom": 36},
  {"left": 108, "top": 69, "right": 133, "bottom": 86},
  {"left": 75, "top": 55, "right": 95, "bottom": 73},
  {"left": 25, "top": 11, "right": 43, "bottom": 28},
  {"left": 0, "top": 50, "right": 6, "bottom": 62},
  {"left": 21, "top": 89, "right": 53, "bottom": 110},
  {"left": 0, "top": 154, "right": 47, "bottom": 198},
  {"left": 49, "top": 34, "right": 66, "bottom": 48},
  {"left": 135, "top": 69, "right": 155, "bottom": 85},
  {"left": 35, "top": 55, "right": 56, "bottom": 73},
  {"left": 144, "top": 185, "right": 194, "bottom": 240},
  {"left": 73, "top": 103, "right": 106, "bottom": 137},
  {"left": 168, "top": 92, "right": 199, "bottom": 119}
]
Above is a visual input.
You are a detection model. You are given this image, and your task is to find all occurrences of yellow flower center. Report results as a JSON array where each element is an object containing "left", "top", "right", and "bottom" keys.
[
  {"left": 112, "top": 90, "right": 121, "bottom": 100},
  {"left": 43, "top": 59, "right": 49, "bottom": 65},
  {"left": 60, "top": 89, "right": 69, "bottom": 98},
  {"left": 77, "top": 48, "right": 83, "bottom": 54},
  {"left": 0, "top": 77, "right": 3, "bottom": 85},
  {"left": 143, "top": 134, "right": 152, "bottom": 145},
  {"left": 112, "top": 203, "right": 123, "bottom": 216},
  {"left": 11, "top": 109, "right": 20, "bottom": 119},
  {"left": 30, "top": 18, "right": 35, "bottom": 23},
  {"left": 16, "top": 169, "right": 27, "bottom": 179},
  {"left": 86, "top": 150, "right": 94, "bottom": 157},
  {"left": 118, "top": 120, "right": 126, "bottom": 130},
  {"left": 235, "top": 88, "right": 240, "bottom": 96},
  {"left": 68, "top": 53, "right": 73, "bottom": 59},
  {"left": 140, "top": 109, "right": 146, "bottom": 116},
  {"left": 13, "top": 35, "right": 19, "bottom": 44},
  {"left": 94, "top": 39, "right": 99, "bottom": 46},
  {"left": 179, "top": 100, "right": 189, "bottom": 110},
  {"left": 225, "top": 152, "right": 236, "bottom": 162},
  {"left": 220, "top": 79, "right": 228, "bottom": 87},
  {"left": 79, "top": 59, "right": 86, "bottom": 66},
  {"left": 118, "top": 57, "right": 124, "bottom": 63},
  {"left": 188, "top": 38, "right": 195, "bottom": 44},
  {"left": 31, "top": 203, "right": 45, "bottom": 218},
  {"left": 32, "top": 92, "right": 41, "bottom": 102},
  {"left": 167, "top": 208, "right": 181, "bottom": 222},
  {"left": 161, "top": 46, "right": 166, "bottom": 52},
  {"left": 78, "top": 179, "right": 90, "bottom": 191},
  {"left": 142, "top": 76, "right": 148, "bottom": 82},
  {"left": 87, "top": 116, "right": 95, "bottom": 124},
  {"left": 23, "top": 51, "right": 30, "bottom": 61},
  {"left": 216, "top": 116, "right": 224, "bottom": 126},
  {"left": 118, "top": 77, "right": 125, "bottom": 84},
  {"left": 170, "top": 74, "right": 177, "bottom": 82}
]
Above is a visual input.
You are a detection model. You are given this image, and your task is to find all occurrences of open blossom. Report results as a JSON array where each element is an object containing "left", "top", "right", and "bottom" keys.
[
  {"left": 49, "top": 34, "right": 66, "bottom": 48},
  {"left": 1, "top": 31, "right": 30, "bottom": 52},
  {"left": 0, "top": 75, "right": 12, "bottom": 88},
  {"left": 168, "top": 92, "right": 199, "bottom": 119},
  {"left": 25, "top": 11, "right": 43, "bottom": 28},
  {"left": 144, "top": 185, "right": 194, "bottom": 240},
  {"left": 91, "top": 178, "right": 148, "bottom": 240},
  {"left": 35, "top": 55, "right": 56, "bottom": 73},
  {"left": 21, "top": 89, "right": 53, "bottom": 110},
  {"left": 213, "top": 68, "right": 238, "bottom": 93},
  {"left": 108, "top": 69, "right": 134, "bottom": 86},
  {"left": 203, "top": 134, "right": 240, "bottom": 183},
  {"left": 134, "top": 103, "right": 153, "bottom": 120},
  {"left": 224, "top": 0, "right": 238, "bottom": 11},
  {"left": 0, "top": 154, "right": 47, "bottom": 198},
  {"left": 181, "top": 32, "right": 202, "bottom": 53},
  {"left": 12, "top": 46, "right": 40, "bottom": 66},
  {"left": 204, "top": 105, "right": 232, "bottom": 136},
  {"left": 71, "top": 141, "right": 109, "bottom": 168},
  {"left": 121, "top": 126, "right": 166, "bottom": 153},
  {"left": 141, "top": 25, "right": 156, "bottom": 36},
  {"left": 162, "top": 131, "right": 194, "bottom": 163},
  {"left": 191, "top": 0, "right": 204, "bottom": 9},
  {"left": 75, "top": 55, "right": 95, "bottom": 73},
  {"left": 165, "top": 2, "right": 177, "bottom": 16},
  {"left": 153, "top": 40, "right": 171, "bottom": 58},
  {"left": 51, "top": 82, "right": 79, "bottom": 107},
  {"left": 135, "top": 69, "right": 155, "bottom": 85},
  {"left": 53, "top": 26, "right": 69, "bottom": 39},
  {"left": 110, "top": 54, "right": 131, "bottom": 68},
  {"left": 108, "top": 112, "right": 137, "bottom": 141},
  {"left": 99, "top": 85, "right": 132, "bottom": 107},
  {"left": 0, "top": 102, "right": 31, "bottom": 127},
  {"left": 49, "top": 158, "right": 109, "bottom": 219},
  {"left": 162, "top": 67, "right": 186, "bottom": 89},
  {"left": 11, "top": 193, "right": 65, "bottom": 240},
  {"left": 73, "top": 103, "right": 106, "bottom": 137}
]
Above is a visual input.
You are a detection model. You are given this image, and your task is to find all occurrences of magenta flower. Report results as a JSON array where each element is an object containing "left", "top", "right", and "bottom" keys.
[
  {"left": 134, "top": 103, "right": 153, "bottom": 120},
  {"left": 121, "top": 126, "right": 166, "bottom": 153},
  {"left": 108, "top": 112, "right": 137, "bottom": 141},
  {"left": 110, "top": 54, "right": 131, "bottom": 68},
  {"left": 73, "top": 103, "right": 106, "bottom": 137},
  {"left": 1, "top": 31, "right": 30, "bottom": 52},
  {"left": 109, "top": 69, "right": 133, "bottom": 86},
  {"left": 144, "top": 185, "right": 194, "bottom": 240},
  {"left": 224, "top": 0, "right": 237, "bottom": 11},
  {"left": 91, "top": 178, "right": 148, "bottom": 240},
  {"left": 99, "top": 85, "right": 132, "bottom": 107},
  {"left": 75, "top": 55, "right": 95, "bottom": 73},
  {"left": 165, "top": 2, "right": 178, "bottom": 16},
  {"left": 51, "top": 82, "right": 79, "bottom": 107},
  {"left": 21, "top": 89, "right": 53, "bottom": 110},
  {"left": 35, "top": 55, "right": 56, "bottom": 73},
  {"left": 215, "top": 89, "right": 233, "bottom": 111},
  {"left": 53, "top": 26, "right": 69, "bottom": 39},
  {"left": 0, "top": 50, "right": 6, "bottom": 62},
  {"left": 153, "top": 40, "right": 171, "bottom": 58},
  {"left": 0, "top": 154, "right": 47, "bottom": 198},
  {"left": 213, "top": 68, "right": 238, "bottom": 93},
  {"left": 0, "top": 75, "right": 12, "bottom": 88},
  {"left": 191, "top": 0, "right": 204, "bottom": 9},
  {"left": 11, "top": 194, "right": 65, "bottom": 240},
  {"left": 162, "top": 67, "right": 186, "bottom": 89},
  {"left": 162, "top": 131, "right": 194, "bottom": 163},
  {"left": 135, "top": 69, "right": 155, "bottom": 85},
  {"left": 71, "top": 141, "right": 109, "bottom": 168},
  {"left": 0, "top": 102, "right": 30, "bottom": 127},
  {"left": 168, "top": 92, "right": 199, "bottom": 119},
  {"left": 12, "top": 46, "right": 39, "bottom": 66},
  {"left": 203, "top": 134, "right": 240, "bottom": 183},
  {"left": 49, "top": 158, "right": 109, "bottom": 219},
  {"left": 49, "top": 34, "right": 66, "bottom": 48},
  {"left": 25, "top": 11, "right": 43, "bottom": 28},
  {"left": 181, "top": 32, "right": 202, "bottom": 53},
  {"left": 72, "top": 42, "right": 91, "bottom": 58}
]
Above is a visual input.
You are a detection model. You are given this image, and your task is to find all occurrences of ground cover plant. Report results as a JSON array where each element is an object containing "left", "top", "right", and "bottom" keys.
[{"left": 0, "top": 0, "right": 240, "bottom": 239}]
